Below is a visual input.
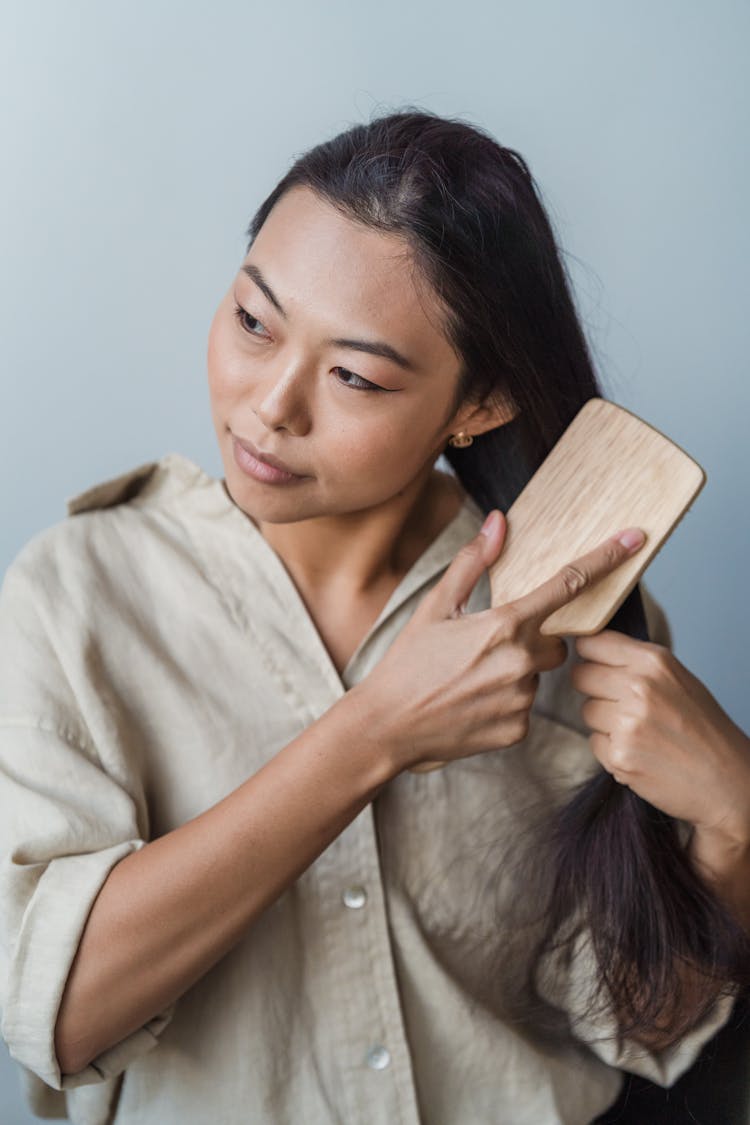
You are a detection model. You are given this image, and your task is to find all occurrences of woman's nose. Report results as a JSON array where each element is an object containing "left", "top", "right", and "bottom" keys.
[{"left": 253, "top": 367, "right": 312, "bottom": 436}]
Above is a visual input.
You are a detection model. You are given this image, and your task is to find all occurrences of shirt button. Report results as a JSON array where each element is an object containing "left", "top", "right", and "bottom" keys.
[
  {"left": 365, "top": 1044, "right": 391, "bottom": 1070},
  {"left": 342, "top": 885, "right": 367, "bottom": 909}
]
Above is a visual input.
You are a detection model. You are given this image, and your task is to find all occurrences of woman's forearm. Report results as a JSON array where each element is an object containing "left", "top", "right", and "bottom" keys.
[{"left": 54, "top": 688, "right": 396, "bottom": 1076}]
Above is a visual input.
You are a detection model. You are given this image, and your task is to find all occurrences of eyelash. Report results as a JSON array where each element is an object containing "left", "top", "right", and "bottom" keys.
[{"left": 232, "top": 303, "right": 389, "bottom": 393}]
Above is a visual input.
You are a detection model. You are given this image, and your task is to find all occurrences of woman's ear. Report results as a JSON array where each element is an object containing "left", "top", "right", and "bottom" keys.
[{"left": 446, "top": 393, "right": 518, "bottom": 442}]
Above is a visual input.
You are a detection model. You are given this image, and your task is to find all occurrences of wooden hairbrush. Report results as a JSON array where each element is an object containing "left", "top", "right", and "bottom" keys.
[{"left": 409, "top": 398, "right": 706, "bottom": 773}]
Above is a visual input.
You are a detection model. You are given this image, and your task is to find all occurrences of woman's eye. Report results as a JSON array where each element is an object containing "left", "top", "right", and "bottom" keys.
[
  {"left": 233, "top": 304, "right": 269, "bottom": 338},
  {"left": 233, "top": 304, "right": 390, "bottom": 393},
  {"left": 334, "top": 368, "right": 388, "bottom": 393}
]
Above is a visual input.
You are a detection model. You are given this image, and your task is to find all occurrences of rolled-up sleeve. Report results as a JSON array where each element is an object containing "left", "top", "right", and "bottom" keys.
[
  {"left": 0, "top": 722, "right": 176, "bottom": 1092},
  {"left": 0, "top": 543, "right": 176, "bottom": 1094}
]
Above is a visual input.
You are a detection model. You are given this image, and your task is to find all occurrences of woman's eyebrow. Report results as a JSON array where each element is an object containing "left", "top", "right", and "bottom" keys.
[{"left": 240, "top": 262, "right": 418, "bottom": 371}]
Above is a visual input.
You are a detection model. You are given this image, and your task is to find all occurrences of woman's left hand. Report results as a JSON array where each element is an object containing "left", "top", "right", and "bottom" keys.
[{"left": 571, "top": 631, "right": 750, "bottom": 849}]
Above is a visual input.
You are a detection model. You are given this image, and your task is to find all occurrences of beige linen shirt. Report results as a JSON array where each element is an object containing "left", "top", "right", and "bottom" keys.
[{"left": 0, "top": 451, "right": 733, "bottom": 1125}]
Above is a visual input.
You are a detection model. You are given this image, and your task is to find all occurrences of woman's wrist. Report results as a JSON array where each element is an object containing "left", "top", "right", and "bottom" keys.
[
  {"left": 689, "top": 821, "right": 750, "bottom": 933},
  {"left": 688, "top": 726, "right": 750, "bottom": 878},
  {"left": 337, "top": 681, "right": 410, "bottom": 784}
]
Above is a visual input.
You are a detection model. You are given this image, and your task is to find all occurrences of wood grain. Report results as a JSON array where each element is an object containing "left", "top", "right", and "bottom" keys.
[
  {"left": 487, "top": 398, "right": 706, "bottom": 634},
  {"left": 409, "top": 398, "right": 706, "bottom": 774}
]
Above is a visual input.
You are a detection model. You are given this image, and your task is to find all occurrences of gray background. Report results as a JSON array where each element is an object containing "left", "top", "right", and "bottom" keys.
[{"left": 1, "top": 1, "right": 747, "bottom": 1120}]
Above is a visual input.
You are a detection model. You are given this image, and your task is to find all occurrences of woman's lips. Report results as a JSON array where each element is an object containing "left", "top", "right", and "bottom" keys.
[{"left": 231, "top": 434, "right": 307, "bottom": 485}]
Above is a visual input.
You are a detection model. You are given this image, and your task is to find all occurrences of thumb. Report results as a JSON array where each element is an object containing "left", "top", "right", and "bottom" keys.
[{"left": 426, "top": 509, "right": 507, "bottom": 620}]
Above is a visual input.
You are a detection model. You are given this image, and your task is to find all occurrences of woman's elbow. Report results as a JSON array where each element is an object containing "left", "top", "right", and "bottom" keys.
[{"left": 54, "top": 997, "right": 95, "bottom": 1077}]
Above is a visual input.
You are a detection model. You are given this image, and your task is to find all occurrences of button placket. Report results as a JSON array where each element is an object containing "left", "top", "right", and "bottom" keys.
[
  {"left": 312, "top": 802, "right": 421, "bottom": 1125},
  {"left": 342, "top": 885, "right": 396, "bottom": 1081},
  {"left": 352, "top": 804, "right": 420, "bottom": 1118}
]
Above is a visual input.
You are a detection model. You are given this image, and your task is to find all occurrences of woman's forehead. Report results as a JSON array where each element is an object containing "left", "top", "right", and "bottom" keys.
[
  {"left": 247, "top": 187, "right": 415, "bottom": 294},
  {"left": 240, "top": 188, "right": 458, "bottom": 368}
]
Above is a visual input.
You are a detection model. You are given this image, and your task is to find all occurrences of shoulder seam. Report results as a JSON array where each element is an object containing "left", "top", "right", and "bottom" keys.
[{"left": 65, "top": 460, "right": 161, "bottom": 517}]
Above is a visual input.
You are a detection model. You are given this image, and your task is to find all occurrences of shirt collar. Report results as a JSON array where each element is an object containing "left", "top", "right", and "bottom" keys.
[{"left": 157, "top": 451, "right": 487, "bottom": 690}]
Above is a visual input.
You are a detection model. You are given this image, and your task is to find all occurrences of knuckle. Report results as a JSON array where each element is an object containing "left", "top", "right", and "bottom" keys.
[
  {"left": 629, "top": 675, "right": 656, "bottom": 708},
  {"left": 558, "top": 564, "right": 588, "bottom": 597},
  {"left": 644, "top": 643, "right": 671, "bottom": 673},
  {"left": 509, "top": 648, "right": 536, "bottom": 679},
  {"left": 607, "top": 742, "right": 634, "bottom": 773},
  {"left": 488, "top": 621, "right": 508, "bottom": 647},
  {"left": 511, "top": 713, "right": 531, "bottom": 742},
  {"left": 616, "top": 711, "right": 643, "bottom": 739},
  {"left": 600, "top": 540, "right": 625, "bottom": 569},
  {"left": 615, "top": 710, "right": 635, "bottom": 733},
  {"left": 495, "top": 604, "right": 523, "bottom": 640},
  {"left": 456, "top": 540, "right": 482, "bottom": 565}
]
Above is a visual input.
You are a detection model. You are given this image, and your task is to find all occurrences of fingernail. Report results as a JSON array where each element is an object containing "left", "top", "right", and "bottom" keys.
[
  {"left": 616, "top": 528, "right": 646, "bottom": 551},
  {"left": 481, "top": 510, "right": 498, "bottom": 538}
]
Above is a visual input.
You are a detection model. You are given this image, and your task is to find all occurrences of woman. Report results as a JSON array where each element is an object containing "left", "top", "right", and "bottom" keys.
[{"left": 1, "top": 108, "right": 749, "bottom": 1125}]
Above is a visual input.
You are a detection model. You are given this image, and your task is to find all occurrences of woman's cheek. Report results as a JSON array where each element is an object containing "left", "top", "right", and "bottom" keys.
[{"left": 208, "top": 343, "right": 249, "bottom": 407}]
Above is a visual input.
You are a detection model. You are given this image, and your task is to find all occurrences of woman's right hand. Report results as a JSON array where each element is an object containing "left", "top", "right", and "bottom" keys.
[{"left": 349, "top": 509, "right": 647, "bottom": 774}]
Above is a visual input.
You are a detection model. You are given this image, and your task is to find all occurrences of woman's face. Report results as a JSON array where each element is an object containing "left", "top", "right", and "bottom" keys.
[{"left": 207, "top": 185, "right": 489, "bottom": 525}]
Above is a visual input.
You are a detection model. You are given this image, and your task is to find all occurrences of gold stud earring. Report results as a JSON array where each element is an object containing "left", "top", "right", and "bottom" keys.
[{"left": 448, "top": 431, "right": 474, "bottom": 448}]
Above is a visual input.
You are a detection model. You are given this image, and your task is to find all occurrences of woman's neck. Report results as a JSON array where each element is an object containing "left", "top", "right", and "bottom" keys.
[
  {"left": 255, "top": 464, "right": 466, "bottom": 676},
  {"left": 258, "top": 465, "right": 465, "bottom": 602}
]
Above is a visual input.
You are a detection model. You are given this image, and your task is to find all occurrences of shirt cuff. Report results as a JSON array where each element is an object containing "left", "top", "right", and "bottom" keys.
[{"left": 2, "top": 839, "right": 176, "bottom": 1091}]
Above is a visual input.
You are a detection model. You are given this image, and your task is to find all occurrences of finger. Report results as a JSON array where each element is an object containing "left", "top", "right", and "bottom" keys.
[
  {"left": 426, "top": 509, "right": 507, "bottom": 620},
  {"left": 575, "top": 629, "right": 648, "bottom": 666},
  {"left": 478, "top": 629, "right": 567, "bottom": 674},
  {"left": 531, "top": 636, "right": 569, "bottom": 673},
  {"left": 502, "top": 528, "right": 646, "bottom": 629},
  {"left": 580, "top": 697, "right": 619, "bottom": 735},
  {"left": 569, "top": 661, "right": 624, "bottom": 701},
  {"left": 589, "top": 731, "right": 632, "bottom": 784},
  {"left": 520, "top": 671, "right": 541, "bottom": 693}
]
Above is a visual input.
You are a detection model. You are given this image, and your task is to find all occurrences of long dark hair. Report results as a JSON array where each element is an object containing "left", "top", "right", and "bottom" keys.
[{"left": 243, "top": 106, "right": 749, "bottom": 1038}]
